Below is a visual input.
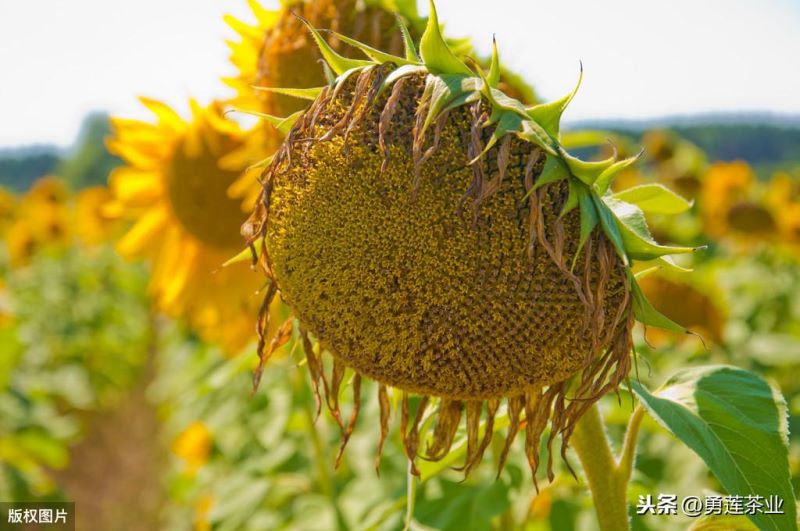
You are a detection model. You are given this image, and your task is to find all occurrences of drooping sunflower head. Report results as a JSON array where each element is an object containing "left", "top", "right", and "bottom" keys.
[
  {"left": 244, "top": 2, "right": 698, "bottom": 480},
  {"left": 107, "top": 99, "right": 266, "bottom": 355}
]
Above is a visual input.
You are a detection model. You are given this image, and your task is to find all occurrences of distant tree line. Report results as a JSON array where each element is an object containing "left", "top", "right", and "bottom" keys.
[
  {"left": 1, "top": 114, "right": 798, "bottom": 193},
  {"left": 0, "top": 113, "right": 121, "bottom": 192}
]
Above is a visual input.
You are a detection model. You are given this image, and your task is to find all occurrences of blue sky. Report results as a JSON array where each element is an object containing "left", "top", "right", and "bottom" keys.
[{"left": 1, "top": 0, "right": 799, "bottom": 147}]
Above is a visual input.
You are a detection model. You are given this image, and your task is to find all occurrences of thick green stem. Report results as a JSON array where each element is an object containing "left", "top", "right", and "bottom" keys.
[{"left": 571, "top": 404, "right": 631, "bottom": 531}]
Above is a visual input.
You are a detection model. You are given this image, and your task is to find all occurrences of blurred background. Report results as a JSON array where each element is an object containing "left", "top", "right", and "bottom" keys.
[{"left": 0, "top": 1, "right": 799, "bottom": 530}]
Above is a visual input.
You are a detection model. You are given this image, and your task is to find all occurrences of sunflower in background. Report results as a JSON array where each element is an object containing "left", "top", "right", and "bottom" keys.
[
  {"left": 225, "top": 0, "right": 420, "bottom": 117},
  {"left": 3, "top": 177, "right": 71, "bottom": 268},
  {"left": 766, "top": 172, "right": 800, "bottom": 248},
  {"left": 0, "top": 186, "right": 16, "bottom": 237},
  {"left": 106, "top": 99, "right": 265, "bottom": 355},
  {"left": 74, "top": 186, "right": 122, "bottom": 246},
  {"left": 701, "top": 161, "right": 776, "bottom": 241}
]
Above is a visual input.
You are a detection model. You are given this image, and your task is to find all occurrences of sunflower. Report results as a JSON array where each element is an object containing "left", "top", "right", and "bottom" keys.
[
  {"left": 641, "top": 130, "right": 708, "bottom": 199},
  {"left": 701, "top": 162, "right": 776, "bottom": 240},
  {"left": 225, "top": 0, "right": 422, "bottom": 117},
  {"left": 766, "top": 172, "right": 800, "bottom": 247},
  {"left": 3, "top": 177, "right": 71, "bottom": 268},
  {"left": 74, "top": 186, "right": 121, "bottom": 246},
  {"left": 107, "top": 99, "right": 266, "bottom": 354},
  {"left": 243, "top": 4, "right": 697, "bottom": 481},
  {"left": 0, "top": 186, "right": 16, "bottom": 237},
  {"left": 638, "top": 274, "right": 724, "bottom": 346}
]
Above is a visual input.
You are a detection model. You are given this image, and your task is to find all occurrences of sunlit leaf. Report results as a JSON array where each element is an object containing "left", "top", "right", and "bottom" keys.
[{"left": 632, "top": 366, "right": 797, "bottom": 531}]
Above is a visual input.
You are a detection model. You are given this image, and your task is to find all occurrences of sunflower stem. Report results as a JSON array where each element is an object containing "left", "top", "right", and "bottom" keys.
[{"left": 571, "top": 403, "right": 631, "bottom": 531}]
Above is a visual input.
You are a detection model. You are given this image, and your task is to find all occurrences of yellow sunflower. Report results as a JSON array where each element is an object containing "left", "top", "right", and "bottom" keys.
[
  {"left": 107, "top": 99, "right": 266, "bottom": 355},
  {"left": 74, "top": 186, "right": 121, "bottom": 246},
  {"left": 225, "top": 0, "right": 420, "bottom": 117},
  {"left": 701, "top": 162, "right": 775, "bottom": 240},
  {"left": 3, "top": 177, "right": 71, "bottom": 268},
  {"left": 766, "top": 172, "right": 800, "bottom": 247},
  {"left": 0, "top": 186, "right": 16, "bottom": 237}
]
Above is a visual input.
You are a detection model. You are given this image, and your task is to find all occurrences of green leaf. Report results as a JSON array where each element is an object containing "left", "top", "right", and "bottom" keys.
[
  {"left": 603, "top": 197, "right": 698, "bottom": 261},
  {"left": 613, "top": 183, "right": 693, "bottom": 214},
  {"left": 419, "top": 0, "right": 472, "bottom": 75},
  {"left": 631, "top": 366, "right": 797, "bottom": 531},
  {"left": 299, "top": 17, "right": 373, "bottom": 75},
  {"left": 414, "top": 480, "right": 511, "bottom": 531},
  {"left": 251, "top": 86, "right": 324, "bottom": 101},
  {"left": 526, "top": 62, "right": 582, "bottom": 138},
  {"left": 629, "top": 271, "right": 687, "bottom": 333},
  {"left": 688, "top": 514, "right": 759, "bottom": 530}
]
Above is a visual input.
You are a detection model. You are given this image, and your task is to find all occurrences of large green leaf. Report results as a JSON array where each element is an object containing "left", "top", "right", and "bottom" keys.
[
  {"left": 631, "top": 366, "right": 797, "bottom": 531},
  {"left": 414, "top": 479, "right": 511, "bottom": 531}
]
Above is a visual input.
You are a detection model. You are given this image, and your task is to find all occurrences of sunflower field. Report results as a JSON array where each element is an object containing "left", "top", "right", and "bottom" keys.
[{"left": 1, "top": 1, "right": 799, "bottom": 530}]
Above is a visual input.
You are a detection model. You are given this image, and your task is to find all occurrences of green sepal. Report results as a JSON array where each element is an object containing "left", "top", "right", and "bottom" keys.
[
  {"left": 560, "top": 148, "right": 617, "bottom": 187},
  {"left": 525, "top": 62, "right": 582, "bottom": 138},
  {"left": 629, "top": 271, "right": 688, "bottom": 334},
  {"left": 633, "top": 266, "right": 659, "bottom": 280},
  {"left": 251, "top": 86, "right": 325, "bottom": 100},
  {"left": 487, "top": 37, "right": 501, "bottom": 88},
  {"left": 421, "top": 74, "right": 482, "bottom": 137},
  {"left": 516, "top": 119, "right": 558, "bottom": 156},
  {"left": 419, "top": 0, "right": 472, "bottom": 75},
  {"left": 325, "top": 29, "right": 417, "bottom": 66},
  {"left": 223, "top": 240, "right": 263, "bottom": 268},
  {"left": 592, "top": 150, "right": 643, "bottom": 195},
  {"left": 561, "top": 178, "right": 580, "bottom": 217},
  {"left": 612, "top": 183, "right": 693, "bottom": 215},
  {"left": 300, "top": 17, "right": 374, "bottom": 75},
  {"left": 657, "top": 255, "right": 692, "bottom": 272},
  {"left": 603, "top": 197, "right": 699, "bottom": 261},
  {"left": 533, "top": 155, "right": 568, "bottom": 191},
  {"left": 591, "top": 193, "right": 628, "bottom": 264},
  {"left": 238, "top": 110, "right": 303, "bottom": 135},
  {"left": 397, "top": 15, "right": 421, "bottom": 62},
  {"left": 570, "top": 183, "right": 600, "bottom": 271},
  {"left": 383, "top": 64, "right": 428, "bottom": 88},
  {"left": 473, "top": 110, "right": 522, "bottom": 162},
  {"left": 392, "top": 0, "right": 420, "bottom": 21}
]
